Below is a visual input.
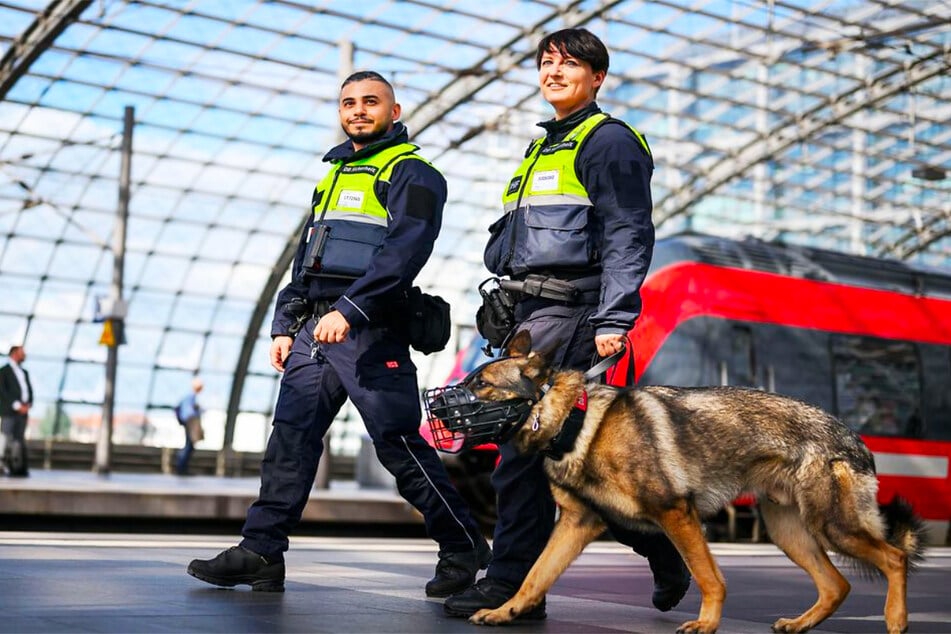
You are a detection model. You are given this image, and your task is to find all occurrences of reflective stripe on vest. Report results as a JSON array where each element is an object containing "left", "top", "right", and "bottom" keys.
[
  {"left": 501, "top": 113, "right": 650, "bottom": 213},
  {"left": 313, "top": 142, "right": 421, "bottom": 226}
]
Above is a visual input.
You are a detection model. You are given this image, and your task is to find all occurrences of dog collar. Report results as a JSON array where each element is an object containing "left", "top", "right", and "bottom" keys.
[{"left": 542, "top": 389, "right": 587, "bottom": 460}]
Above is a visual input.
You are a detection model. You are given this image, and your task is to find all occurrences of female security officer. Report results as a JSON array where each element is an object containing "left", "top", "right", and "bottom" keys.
[
  {"left": 445, "top": 29, "right": 691, "bottom": 619},
  {"left": 188, "top": 71, "right": 489, "bottom": 596}
]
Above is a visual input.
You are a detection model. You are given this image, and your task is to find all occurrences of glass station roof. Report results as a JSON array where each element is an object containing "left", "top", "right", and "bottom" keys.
[{"left": 0, "top": 0, "right": 948, "bottom": 454}]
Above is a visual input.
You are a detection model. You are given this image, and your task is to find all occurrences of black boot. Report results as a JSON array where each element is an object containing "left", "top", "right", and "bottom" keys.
[
  {"left": 425, "top": 537, "right": 492, "bottom": 597},
  {"left": 645, "top": 543, "right": 690, "bottom": 611},
  {"left": 443, "top": 577, "right": 546, "bottom": 620},
  {"left": 610, "top": 526, "right": 690, "bottom": 611},
  {"left": 187, "top": 546, "right": 285, "bottom": 592}
]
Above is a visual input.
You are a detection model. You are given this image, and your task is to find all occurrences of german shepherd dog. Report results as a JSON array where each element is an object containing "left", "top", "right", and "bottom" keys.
[{"left": 463, "top": 330, "right": 924, "bottom": 633}]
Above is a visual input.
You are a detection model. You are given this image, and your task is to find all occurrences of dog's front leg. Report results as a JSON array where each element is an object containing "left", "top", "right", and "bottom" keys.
[{"left": 470, "top": 498, "right": 605, "bottom": 625}]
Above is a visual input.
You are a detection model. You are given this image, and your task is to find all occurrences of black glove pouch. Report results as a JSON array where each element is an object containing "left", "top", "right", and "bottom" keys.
[{"left": 406, "top": 286, "right": 451, "bottom": 354}]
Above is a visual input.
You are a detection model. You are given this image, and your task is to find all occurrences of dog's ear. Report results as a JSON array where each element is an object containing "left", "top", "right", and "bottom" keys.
[
  {"left": 524, "top": 342, "right": 557, "bottom": 379},
  {"left": 505, "top": 330, "right": 532, "bottom": 358}
]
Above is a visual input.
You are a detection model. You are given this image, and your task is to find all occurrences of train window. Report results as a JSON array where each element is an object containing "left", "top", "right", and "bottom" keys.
[
  {"left": 831, "top": 336, "right": 922, "bottom": 437},
  {"left": 729, "top": 326, "right": 756, "bottom": 387}
]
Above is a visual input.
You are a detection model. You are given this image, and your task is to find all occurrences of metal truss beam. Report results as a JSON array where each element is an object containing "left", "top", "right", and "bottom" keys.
[
  {"left": 0, "top": 0, "right": 92, "bottom": 101},
  {"left": 654, "top": 46, "right": 951, "bottom": 231},
  {"left": 403, "top": 0, "right": 623, "bottom": 138}
]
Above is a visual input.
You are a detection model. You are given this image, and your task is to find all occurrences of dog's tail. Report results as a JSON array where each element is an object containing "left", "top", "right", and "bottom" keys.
[
  {"left": 840, "top": 496, "right": 926, "bottom": 580},
  {"left": 882, "top": 496, "right": 927, "bottom": 573}
]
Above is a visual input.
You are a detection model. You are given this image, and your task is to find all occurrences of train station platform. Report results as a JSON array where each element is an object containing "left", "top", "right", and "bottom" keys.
[
  {"left": 0, "top": 534, "right": 948, "bottom": 633},
  {"left": 0, "top": 468, "right": 422, "bottom": 529}
]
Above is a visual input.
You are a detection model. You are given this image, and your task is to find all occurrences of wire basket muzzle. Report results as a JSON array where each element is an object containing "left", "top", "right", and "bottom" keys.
[{"left": 423, "top": 384, "right": 533, "bottom": 453}]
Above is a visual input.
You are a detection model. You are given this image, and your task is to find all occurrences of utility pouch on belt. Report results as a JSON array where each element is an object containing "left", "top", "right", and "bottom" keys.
[
  {"left": 476, "top": 277, "right": 516, "bottom": 350},
  {"left": 406, "top": 286, "right": 451, "bottom": 354}
]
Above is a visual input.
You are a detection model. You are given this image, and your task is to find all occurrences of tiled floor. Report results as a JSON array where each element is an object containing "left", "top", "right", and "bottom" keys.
[{"left": 0, "top": 533, "right": 947, "bottom": 633}]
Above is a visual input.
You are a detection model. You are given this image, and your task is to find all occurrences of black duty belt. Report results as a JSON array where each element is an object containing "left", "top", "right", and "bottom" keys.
[
  {"left": 314, "top": 299, "right": 335, "bottom": 319},
  {"left": 500, "top": 274, "right": 599, "bottom": 304}
]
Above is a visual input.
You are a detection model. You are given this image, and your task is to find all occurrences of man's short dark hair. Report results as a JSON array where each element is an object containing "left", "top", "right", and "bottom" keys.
[
  {"left": 535, "top": 28, "right": 609, "bottom": 74},
  {"left": 8, "top": 345, "right": 22, "bottom": 356},
  {"left": 341, "top": 70, "right": 393, "bottom": 91}
]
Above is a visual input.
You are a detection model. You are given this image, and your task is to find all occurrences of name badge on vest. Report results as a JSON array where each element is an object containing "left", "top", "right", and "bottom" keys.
[
  {"left": 531, "top": 170, "right": 559, "bottom": 192},
  {"left": 337, "top": 189, "right": 364, "bottom": 209}
]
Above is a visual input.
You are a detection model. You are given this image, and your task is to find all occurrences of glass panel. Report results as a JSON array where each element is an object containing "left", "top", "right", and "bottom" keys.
[
  {"left": 151, "top": 368, "right": 198, "bottom": 408},
  {"left": 156, "top": 331, "right": 205, "bottom": 370}
]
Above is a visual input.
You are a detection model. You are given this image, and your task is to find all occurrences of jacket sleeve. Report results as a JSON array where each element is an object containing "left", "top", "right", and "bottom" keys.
[
  {"left": 578, "top": 121, "right": 655, "bottom": 336},
  {"left": 0, "top": 367, "right": 14, "bottom": 415},
  {"left": 333, "top": 158, "right": 445, "bottom": 329},
  {"left": 269, "top": 213, "right": 313, "bottom": 338}
]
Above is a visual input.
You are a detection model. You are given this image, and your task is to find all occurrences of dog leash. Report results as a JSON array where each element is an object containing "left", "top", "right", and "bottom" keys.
[
  {"left": 584, "top": 336, "right": 635, "bottom": 384},
  {"left": 543, "top": 338, "right": 634, "bottom": 461}
]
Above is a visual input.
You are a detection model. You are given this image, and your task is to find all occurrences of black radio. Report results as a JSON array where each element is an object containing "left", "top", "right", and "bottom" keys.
[{"left": 301, "top": 224, "right": 331, "bottom": 273}]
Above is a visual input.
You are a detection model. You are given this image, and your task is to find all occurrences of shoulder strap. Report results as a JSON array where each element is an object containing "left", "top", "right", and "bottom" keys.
[{"left": 373, "top": 146, "right": 426, "bottom": 209}]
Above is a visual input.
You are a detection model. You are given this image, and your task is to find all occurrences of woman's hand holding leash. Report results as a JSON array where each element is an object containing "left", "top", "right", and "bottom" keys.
[{"left": 595, "top": 333, "right": 625, "bottom": 357}]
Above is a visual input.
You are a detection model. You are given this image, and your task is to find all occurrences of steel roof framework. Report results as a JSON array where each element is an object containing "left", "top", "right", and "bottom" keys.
[{"left": 0, "top": 0, "right": 947, "bottom": 458}]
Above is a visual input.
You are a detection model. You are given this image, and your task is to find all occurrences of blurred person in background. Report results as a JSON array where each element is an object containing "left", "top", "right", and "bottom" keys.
[
  {"left": 174, "top": 376, "right": 204, "bottom": 475},
  {"left": 0, "top": 345, "right": 33, "bottom": 477}
]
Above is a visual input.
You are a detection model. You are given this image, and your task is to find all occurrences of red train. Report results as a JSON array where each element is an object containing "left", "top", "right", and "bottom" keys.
[{"left": 425, "top": 233, "right": 951, "bottom": 543}]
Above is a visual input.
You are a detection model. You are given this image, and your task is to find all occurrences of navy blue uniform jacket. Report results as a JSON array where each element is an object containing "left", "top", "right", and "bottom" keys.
[
  {"left": 534, "top": 102, "right": 655, "bottom": 336},
  {"left": 271, "top": 123, "right": 446, "bottom": 336}
]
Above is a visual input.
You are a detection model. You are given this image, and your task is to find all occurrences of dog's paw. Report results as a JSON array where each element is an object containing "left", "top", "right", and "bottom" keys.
[
  {"left": 676, "top": 619, "right": 718, "bottom": 634},
  {"left": 771, "top": 617, "right": 814, "bottom": 632},
  {"left": 469, "top": 607, "right": 514, "bottom": 626}
]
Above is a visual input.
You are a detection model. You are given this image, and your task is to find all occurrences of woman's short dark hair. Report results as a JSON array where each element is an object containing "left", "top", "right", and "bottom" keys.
[{"left": 535, "top": 28, "right": 609, "bottom": 73}]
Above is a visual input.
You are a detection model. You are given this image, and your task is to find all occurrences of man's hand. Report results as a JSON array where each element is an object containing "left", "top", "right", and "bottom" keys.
[
  {"left": 314, "top": 310, "right": 351, "bottom": 344},
  {"left": 270, "top": 336, "right": 293, "bottom": 373},
  {"left": 595, "top": 333, "right": 625, "bottom": 357}
]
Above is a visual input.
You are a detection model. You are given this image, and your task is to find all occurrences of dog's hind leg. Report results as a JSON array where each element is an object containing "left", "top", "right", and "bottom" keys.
[
  {"left": 758, "top": 499, "right": 850, "bottom": 633},
  {"left": 821, "top": 463, "right": 910, "bottom": 634},
  {"left": 653, "top": 503, "right": 725, "bottom": 634},
  {"left": 469, "top": 493, "right": 606, "bottom": 626},
  {"left": 823, "top": 524, "right": 909, "bottom": 632},
  {"left": 830, "top": 533, "right": 908, "bottom": 634}
]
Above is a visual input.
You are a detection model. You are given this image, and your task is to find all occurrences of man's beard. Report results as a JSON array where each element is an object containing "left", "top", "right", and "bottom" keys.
[{"left": 344, "top": 121, "right": 388, "bottom": 146}]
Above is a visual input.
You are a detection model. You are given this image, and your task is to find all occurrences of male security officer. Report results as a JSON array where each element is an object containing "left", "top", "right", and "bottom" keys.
[
  {"left": 188, "top": 71, "right": 489, "bottom": 595},
  {"left": 445, "top": 29, "right": 690, "bottom": 618}
]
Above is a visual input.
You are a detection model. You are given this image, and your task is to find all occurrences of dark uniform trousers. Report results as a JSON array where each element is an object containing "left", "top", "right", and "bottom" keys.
[
  {"left": 241, "top": 316, "right": 482, "bottom": 561},
  {"left": 487, "top": 298, "right": 683, "bottom": 585}
]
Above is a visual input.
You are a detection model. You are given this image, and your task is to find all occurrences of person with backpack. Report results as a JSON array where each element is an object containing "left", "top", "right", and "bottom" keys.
[{"left": 174, "top": 376, "right": 204, "bottom": 475}]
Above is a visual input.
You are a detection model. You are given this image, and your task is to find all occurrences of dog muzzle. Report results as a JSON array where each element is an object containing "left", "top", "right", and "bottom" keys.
[{"left": 423, "top": 384, "right": 534, "bottom": 453}]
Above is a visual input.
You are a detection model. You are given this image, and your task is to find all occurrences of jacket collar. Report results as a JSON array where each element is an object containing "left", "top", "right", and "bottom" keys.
[
  {"left": 322, "top": 122, "right": 410, "bottom": 164},
  {"left": 537, "top": 102, "right": 602, "bottom": 143}
]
